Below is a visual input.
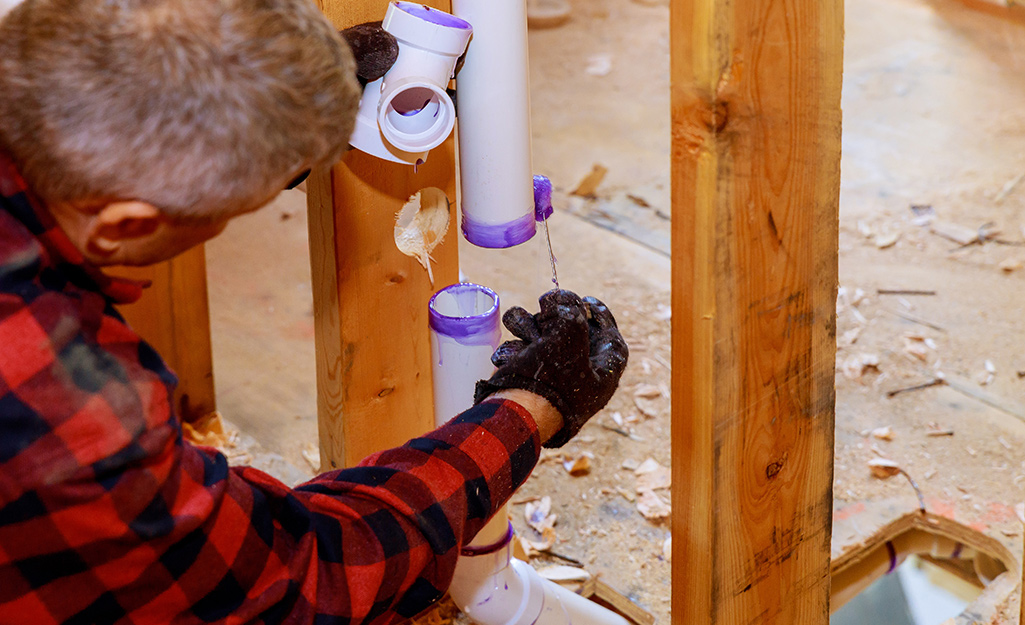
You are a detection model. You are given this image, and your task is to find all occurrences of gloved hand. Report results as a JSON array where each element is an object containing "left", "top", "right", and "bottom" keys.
[
  {"left": 474, "top": 290, "right": 629, "bottom": 448},
  {"left": 340, "top": 21, "right": 399, "bottom": 86}
]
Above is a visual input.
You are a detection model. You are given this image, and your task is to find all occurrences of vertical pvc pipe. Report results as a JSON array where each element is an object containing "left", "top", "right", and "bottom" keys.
[
  {"left": 429, "top": 283, "right": 509, "bottom": 547},
  {"left": 451, "top": 0, "right": 537, "bottom": 248},
  {"left": 429, "top": 283, "right": 502, "bottom": 427}
]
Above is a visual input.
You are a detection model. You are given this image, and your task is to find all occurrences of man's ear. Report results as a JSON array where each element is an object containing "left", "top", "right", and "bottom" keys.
[{"left": 86, "top": 201, "right": 162, "bottom": 258}]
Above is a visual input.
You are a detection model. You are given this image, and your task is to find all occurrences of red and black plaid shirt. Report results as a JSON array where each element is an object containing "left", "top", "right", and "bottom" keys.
[{"left": 0, "top": 152, "right": 541, "bottom": 624}]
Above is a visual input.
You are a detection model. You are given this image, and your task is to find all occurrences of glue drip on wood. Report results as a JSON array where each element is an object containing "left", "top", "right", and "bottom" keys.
[
  {"left": 533, "top": 175, "right": 558, "bottom": 289},
  {"left": 394, "top": 187, "right": 450, "bottom": 284}
]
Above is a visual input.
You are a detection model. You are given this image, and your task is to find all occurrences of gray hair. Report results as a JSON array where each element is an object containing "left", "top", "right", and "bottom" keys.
[{"left": 0, "top": 0, "right": 359, "bottom": 220}]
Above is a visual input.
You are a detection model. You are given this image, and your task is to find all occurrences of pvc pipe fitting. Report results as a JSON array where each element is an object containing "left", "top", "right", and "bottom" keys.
[
  {"left": 452, "top": 0, "right": 537, "bottom": 248},
  {"left": 348, "top": 2, "right": 471, "bottom": 164},
  {"left": 428, "top": 283, "right": 501, "bottom": 426},
  {"left": 449, "top": 534, "right": 630, "bottom": 625}
]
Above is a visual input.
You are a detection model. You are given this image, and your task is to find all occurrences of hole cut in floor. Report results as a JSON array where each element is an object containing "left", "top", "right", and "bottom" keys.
[{"left": 832, "top": 555, "right": 980, "bottom": 625}]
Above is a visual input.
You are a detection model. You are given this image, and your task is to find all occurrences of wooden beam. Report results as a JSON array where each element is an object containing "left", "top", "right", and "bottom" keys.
[
  {"left": 669, "top": 0, "right": 842, "bottom": 620},
  {"left": 116, "top": 245, "right": 216, "bottom": 423},
  {"left": 309, "top": 0, "right": 459, "bottom": 470}
]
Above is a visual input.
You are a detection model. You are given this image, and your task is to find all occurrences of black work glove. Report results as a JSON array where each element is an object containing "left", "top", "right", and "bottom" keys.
[
  {"left": 474, "top": 290, "right": 629, "bottom": 448},
  {"left": 340, "top": 21, "right": 399, "bottom": 87}
]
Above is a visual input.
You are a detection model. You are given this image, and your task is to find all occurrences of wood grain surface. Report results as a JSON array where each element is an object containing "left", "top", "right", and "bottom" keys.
[
  {"left": 669, "top": 0, "right": 843, "bottom": 620},
  {"left": 309, "top": 0, "right": 459, "bottom": 470}
]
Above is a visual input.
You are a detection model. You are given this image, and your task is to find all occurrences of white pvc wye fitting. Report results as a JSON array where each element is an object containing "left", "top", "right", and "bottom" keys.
[
  {"left": 450, "top": 539, "right": 630, "bottom": 625},
  {"left": 348, "top": 2, "right": 471, "bottom": 165},
  {"left": 428, "top": 283, "right": 501, "bottom": 427},
  {"left": 451, "top": 0, "right": 536, "bottom": 248}
]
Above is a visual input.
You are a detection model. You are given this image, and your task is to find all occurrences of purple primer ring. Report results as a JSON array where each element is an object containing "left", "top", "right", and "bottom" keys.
[
  {"left": 428, "top": 283, "right": 500, "bottom": 346},
  {"left": 533, "top": 175, "right": 554, "bottom": 222},
  {"left": 394, "top": 2, "right": 471, "bottom": 29},
  {"left": 460, "top": 522, "right": 515, "bottom": 557},
  {"left": 461, "top": 211, "right": 537, "bottom": 249},
  {"left": 885, "top": 541, "right": 897, "bottom": 573}
]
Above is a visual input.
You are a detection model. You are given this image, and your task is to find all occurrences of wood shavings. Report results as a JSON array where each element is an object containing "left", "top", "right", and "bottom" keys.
[
  {"left": 1015, "top": 503, "right": 1025, "bottom": 525},
  {"left": 662, "top": 536, "right": 671, "bottom": 562},
  {"left": 875, "top": 231, "right": 900, "bottom": 249},
  {"left": 999, "top": 258, "right": 1024, "bottom": 273},
  {"left": 525, "top": 496, "right": 557, "bottom": 534},
  {"left": 621, "top": 458, "right": 640, "bottom": 471},
  {"left": 617, "top": 487, "right": 636, "bottom": 503},
  {"left": 871, "top": 426, "right": 895, "bottom": 441},
  {"left": 563, "top": 453, "right": 593, "bottom": 476},
  {"left": 181, "top": 411, "right": 230, "bottom": 447},
  {"left": 537, "top": 565, "right": 591, "bottom": 583},
  {"left": 840, "top": 327, "right": 862, "bottom": 347},
  {"left": 841, "top": 353, "right": 880, "bottom": 380},
  {"left": 301, "top": 443, "right": 321, "bottom": 473},
  {"left": 930, "top": 220, "right": 984, "bottom": 246},
  {"left": 636, "top": 490, "right": 671, "bottom": 520},
  {"left": 634, "top": 458, "right": 671, "bottom": 492},
  {"left": 570, "top": 164, "right": 608, "bottom": 197},
  {"left": 634, "top": 396, "right": 660, "bottom": 419},
  {"left": 633, "top": 384, "right": 663, "bottom": 399},
  {"left": 393, "top": 188, "right": 450, "bottom": 284},
  {"left": 867, "top": 458, "right": 902, "bottom": 479}
]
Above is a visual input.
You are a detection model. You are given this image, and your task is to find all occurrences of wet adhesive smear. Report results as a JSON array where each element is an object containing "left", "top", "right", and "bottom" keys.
[
  {"left": 394, "top": 187, "right": 451, "bottom": 284},
  {"left": 533, "top": 175, "right": 559, "bottom": 289}
]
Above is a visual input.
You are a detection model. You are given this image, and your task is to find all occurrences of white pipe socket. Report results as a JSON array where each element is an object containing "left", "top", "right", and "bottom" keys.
[
  {"left": 348, "top": 2, "right": 471, "bottom": 165},
  {"left": 450, "top": 537, "right": 631, "bottom": 625},
  {"left": 428, "top": 283, "right": 501, "bottom": 427},
  {"left": 451, "top": 0, "right": 537, "bottom": 248}
]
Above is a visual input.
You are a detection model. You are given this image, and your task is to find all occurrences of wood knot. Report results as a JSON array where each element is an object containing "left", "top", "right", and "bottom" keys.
[
  {"left": 387, "top": 272, "right": 406, "bottom": 285},
  {"left": 765, "top": 458, "right": 785, "bottom": 480},
  {"left": 378, "top": 387, "right": 395, "bottom": 398}
]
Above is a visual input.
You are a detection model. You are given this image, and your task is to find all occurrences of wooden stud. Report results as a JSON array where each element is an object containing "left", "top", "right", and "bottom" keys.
[
  {"left": 309, "top": 0, "right": 459, "bottom": 470},
  {"left": 116, "top": 245, "right": 216, "bottom": 423},
  {"left": 669, "top": 0, "right": 843, "bottom": 620}
]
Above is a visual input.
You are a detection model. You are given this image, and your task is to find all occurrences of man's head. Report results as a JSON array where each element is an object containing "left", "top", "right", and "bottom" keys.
[{"left": 0, "top": 0, "right": 360, "bottom": 265}]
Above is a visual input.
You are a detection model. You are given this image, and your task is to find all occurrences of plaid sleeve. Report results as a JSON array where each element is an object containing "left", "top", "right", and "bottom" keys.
[{"left": 0, "top": 276, "right": 540, "bottom": 625}]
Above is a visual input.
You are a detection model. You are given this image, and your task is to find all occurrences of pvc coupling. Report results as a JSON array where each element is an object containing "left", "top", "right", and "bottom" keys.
[{"left": 348, "top": 2, "right": 471, "bottom": 165}]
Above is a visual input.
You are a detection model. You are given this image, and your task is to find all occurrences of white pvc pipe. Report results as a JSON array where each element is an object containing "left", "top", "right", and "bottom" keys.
[
  {"left": 428, "top": 283, "right": 630, "bottom": 625},
  {"left": 348, "top": 2, "right": 471, "bottom": 164},
  {"left": 451, "top": 0, "right": 537, "bottom": 248},
  {"left": 452, "top": 536, "right": 631, "bottom": 625}
]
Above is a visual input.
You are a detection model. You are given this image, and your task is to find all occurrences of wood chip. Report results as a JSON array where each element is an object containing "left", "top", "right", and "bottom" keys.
[
  {"left": 634, "top": 396, "right": 660, "bottom": 418},
  {"left": 621, "top": 458, "right": 641, "bottom": 471},
  {"left": 662, "top": 536, "right": 672, "bottom": 562},
  {"left": 617, "top": 487, "right": 636, "bottom": 503},
  {"left": 537, "top": 565, "right": 591, "bottom": 583},
  {"left": 563, "top": 455, "right": 592, "bottom": 476},
  {"left": 871, "top": 426, "right": 895, "bottom": 441},
  {"left": 842, "top": 353, "right": 880, "bottom": 380},
  {"left": 570, "top": 164, "right": 608, "bottom": 197},
  {"left": 875, "top": 231, "right": 900, "bottom": 249},
  {"left": 301, "top": 443, "right": 321, "bottom": 473},
  {"left": 999, "top": 258, "right": 1024, "bottom": 273},
  {"left": 525, "top": 496, "right": 557, "bottom": 534},
  {"left": 868, "top": 458, "right": 902, "bottom": 479},
  {"left": 636, "top": 490, "right": 671, "bottom": 520},
  {"left": 930, "top": 220, "right": 982, "bottom": 245},
  {"left": 633, "top": 384, "right": 663, "bottom": 399},
  {"left": 634, "top": 458, "right": 671, "bottom": 492}
]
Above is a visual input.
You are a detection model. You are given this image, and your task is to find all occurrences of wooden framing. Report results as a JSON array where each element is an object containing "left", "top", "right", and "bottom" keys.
[
  {"left": 669, "top": 0, "right": 843, "bottom": 621},
  {"left": 308, "top": 0, "right": 459, "bottom": 471},
  {"left": 116, "top": 245, "right": 216, "bottom": 423}
]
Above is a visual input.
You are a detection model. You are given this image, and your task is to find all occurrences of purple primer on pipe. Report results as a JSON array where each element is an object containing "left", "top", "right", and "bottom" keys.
[
  {"left": 394, "top": 2, "right": 471, "bottom": 29},
  {"left": 428, "top": 283, "right": 500, "bottom": 346},
  {"left": 533, "top": 175, "right": 554, "bottom": 221},
  {"left": 461, "top": 211, "right": 536, "bottom": 249}
]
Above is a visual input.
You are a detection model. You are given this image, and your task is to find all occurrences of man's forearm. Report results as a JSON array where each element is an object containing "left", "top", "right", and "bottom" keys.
[{"left": 488, "top": 389, "right": 563, "bottom": 443}]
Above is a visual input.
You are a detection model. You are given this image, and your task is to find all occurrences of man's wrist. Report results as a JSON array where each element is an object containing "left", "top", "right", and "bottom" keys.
[{"left": 487, "top": 389, "right": 564, "bottom": 443}]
